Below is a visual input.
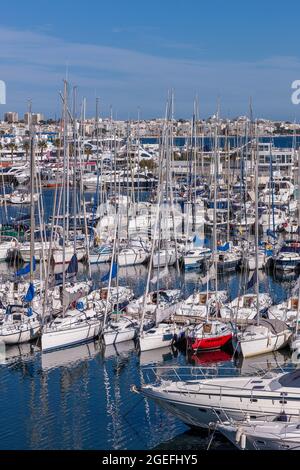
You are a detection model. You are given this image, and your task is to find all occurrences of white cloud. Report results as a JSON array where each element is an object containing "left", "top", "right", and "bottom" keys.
[{"left": 0, "top": 26, "right": 299, "bottom": 119}]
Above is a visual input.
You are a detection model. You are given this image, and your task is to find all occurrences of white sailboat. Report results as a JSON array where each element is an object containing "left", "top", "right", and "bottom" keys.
[
  {"left": 0, "top": 122, "right": 41, "bottom": 345},
  {"left": 139, "top": 322, "right": 183, "bottom": 352},
  {"left": 233, "top": 318, "right": 291, "bottom": 357},
  {"left": 103, "top": 315, "right": 139, "bottom": 346},
  {"left": 41, "top": 306, "right": 101, "bottom": 352},
  {"left": 41, "top": 84, "right": 101, "bottom": 352},
  {"left": 234, "top": 135, "right": 292, "bottom": 357}
]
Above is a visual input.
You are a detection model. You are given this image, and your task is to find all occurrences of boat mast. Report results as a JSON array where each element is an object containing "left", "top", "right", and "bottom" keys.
[
  {"left": 213, "top": 109, "right": 219, "bottom": 295},
  {"left": 254, "top": 121, "right": 260, "bottom": 326},
  {"left": 29, "top": 102, "right": 35, "bottom": 285},
  {"left": 62, "top": 79, "right": 68, "bottom": 316},
  {"left": 72, "top": 86, "right": 77, "bottom": 254}
]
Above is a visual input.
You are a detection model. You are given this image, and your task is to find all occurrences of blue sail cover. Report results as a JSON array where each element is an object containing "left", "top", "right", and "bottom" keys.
[
  {"left": 101, "top": 262, "right": 118, "bottom": 282},
  {"left": 55, "top": 254, "right": 78, "bottom": 285},
  {"left": 15, "top": 257, "right": 36, "bottom": 277},
  {"left": 23, "top": 283, "right": 35, "bottom": 302},
  {"left": 266, "top": 229, "right": 277, "bottom": 240},
  {"left": 217, "top": 242, "right": 230, "bottom": 252}
]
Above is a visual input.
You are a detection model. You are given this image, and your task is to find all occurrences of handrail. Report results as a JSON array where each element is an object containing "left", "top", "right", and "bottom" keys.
[{"left": 140, "top": 364, "right": 298, "bottom": 394}]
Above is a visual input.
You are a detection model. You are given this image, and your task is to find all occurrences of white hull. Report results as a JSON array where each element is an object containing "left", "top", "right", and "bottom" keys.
[
  {"left": 52, "top": 247, "right": 86, "bottom": 264},
  {"left": 139, "top": 324, "right": 180, "bottom": 352},
  {"left": 139, "top": 372, "right": 300, "bottom": 430},
  {"left": 217, "top": 422, "right": 300, "bottom": 450},
  {"left": 103, "top": 327, "right": 136, "bottom": 345},
  {"left": 0, "top": 324, "right": 40, "bottom": 344},
  {"left": 89, "top": 253, "right": 111, "bottom": 264},
  {"left": 153, "top": 251, "right": 177, "bottom": 268},
  {"left": 236, "top": 331, "right": 291, "bottom": 358},
  {"left": 118, "top": 250, "right": 148, "bottom": 267},
  {"left": 41, "top": 321, "right": 101, "bottom": 352},
  {"left": 139, "top": 334, "right": 174, "bottom": 352}
]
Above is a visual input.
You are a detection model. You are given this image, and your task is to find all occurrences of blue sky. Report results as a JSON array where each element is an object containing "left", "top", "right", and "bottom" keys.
[{"left": 1, "top": 0, "right": 300, "bottom": 119}]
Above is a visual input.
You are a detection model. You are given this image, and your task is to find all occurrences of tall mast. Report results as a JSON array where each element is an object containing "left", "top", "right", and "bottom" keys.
[
  {"left": 72, "top": 86, "right": 77, "bottom": 253},
  {"left": 213, "top": 110, "right": 219, "bottom": 295},
  {"left": 62, "top": 79, "right": 68, "bottom": 315},
  {"left": 29, "top": 102, "right": 35, "bottom": 285},
  {"left": 254, "top": 122, "right": 260, "bottom": 325}
]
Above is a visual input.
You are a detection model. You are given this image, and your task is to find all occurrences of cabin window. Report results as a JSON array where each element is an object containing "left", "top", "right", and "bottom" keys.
[{"left": 12, "top": 314, "right": 22, "bottom": 321}]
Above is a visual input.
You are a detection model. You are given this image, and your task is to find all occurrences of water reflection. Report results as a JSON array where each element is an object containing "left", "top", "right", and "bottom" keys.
[{"left": 41, "top": 341, "right": 100, "bottom": 371}]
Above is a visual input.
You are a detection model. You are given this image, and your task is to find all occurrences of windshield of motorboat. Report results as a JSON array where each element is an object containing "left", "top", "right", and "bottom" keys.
[{"left": 278, "top": 369, "right": 300, "bottom": 388}]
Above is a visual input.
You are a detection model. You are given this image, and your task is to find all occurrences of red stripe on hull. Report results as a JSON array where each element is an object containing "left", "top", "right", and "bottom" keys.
[{"left": 189, "top": 333, "right": 232, "bottom": 351}]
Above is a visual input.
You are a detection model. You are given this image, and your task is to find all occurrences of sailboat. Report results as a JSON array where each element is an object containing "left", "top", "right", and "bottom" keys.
[
  {"left": 186, "top": 118, "right": 233, "bottom": 352},
  {"left": 187, "top": 320, "right": 232, "bottom": 351},
  {"left": 138, "top": 93, "right": 185, "bottom": 352},
  {"left": 233, "top": 133, "right": 292, "bottom": 357},
  {"left": 41, "top": 84, "right": 102, "bottom": 352},
  {"left": 0, "top": 121, "right": 41, "bottom": 344}
]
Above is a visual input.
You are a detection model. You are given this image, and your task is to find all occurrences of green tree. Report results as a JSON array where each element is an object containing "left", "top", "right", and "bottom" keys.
[
  {"left": 38, "top": 140, "right": 48, "bottom": 155},
  {"left": 23, "top": 141, "right": 30, "bottom": 161},
  {"left": 6, "top": 142, "right": 17, "bottom": 163}
]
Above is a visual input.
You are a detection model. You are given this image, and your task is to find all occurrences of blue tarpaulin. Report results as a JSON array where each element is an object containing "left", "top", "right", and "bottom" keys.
[
  {"left": 101, "top": 262, "right": 118, "bottom": 282},
  {"left": 217, "top": 242, "right": 230, "bottom": 252},
  {"left": 55, "top": 254, "right": 78, "bottom": 285},
  {"left": 15, "top": 257, "right": 36, "bottom": 277},
  {"left": 23, "top": 283, "right": 35, "bottom": 302}
]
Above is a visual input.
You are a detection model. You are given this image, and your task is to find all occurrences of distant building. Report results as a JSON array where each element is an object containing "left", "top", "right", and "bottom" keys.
[
  {"left": 4, "top": 112, "right": 18, "bottom": 123},
  {"left": 24, "top": 113, "right": 44, "bottom": 125},
  {"left": 32, "top": 113, "right": 44, "bottom": 124}
]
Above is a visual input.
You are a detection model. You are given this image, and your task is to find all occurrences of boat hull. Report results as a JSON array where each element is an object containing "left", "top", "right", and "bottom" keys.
[
  {"left": 41, "top": 321, "right": 101, "bottom": 352},
  {"left": 234, "top": 331, "right": 291, "bottom": 358},
  {"left": 103, "top": 327, "right": 136, "bottom": 346},
  {"left": 189, "top": 333, "right": 232, "bottom": 351},
  {"left": 0, "top": 324, "right": 40, "bottom": 344}
]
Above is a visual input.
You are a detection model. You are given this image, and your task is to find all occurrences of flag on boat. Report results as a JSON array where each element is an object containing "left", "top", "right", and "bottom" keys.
[
  {"left": 14, "top": 257, "right": 36, "bottom": 277},
  {"left": 246, "top": 271, "right": 257, "bottom": 290},
  {"left": 217, "top": 242, "right": 230, "bottom": 252},
  {"left": 266, "top": 229, "right": 277, "bottom": 240},
  {"left": 101, "top": 262, "right": 118, "bottom": 282},
  {"left": 150, "top": 265, "right": 169, "bottom": 284},
  {"left": 23, "top": 282, "right": 35, "bottom": 302},
  {"left": 55, "top": 254, "right": 78, "bottom": 285}
]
